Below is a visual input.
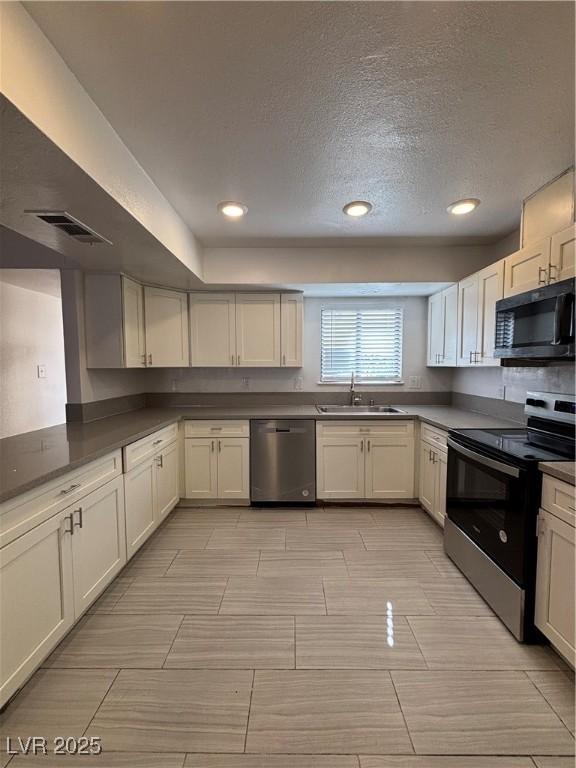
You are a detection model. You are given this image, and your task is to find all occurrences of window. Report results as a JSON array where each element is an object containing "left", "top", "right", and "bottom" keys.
[{"left": 320, "top": 307, "right": 403, "bottom": 382}]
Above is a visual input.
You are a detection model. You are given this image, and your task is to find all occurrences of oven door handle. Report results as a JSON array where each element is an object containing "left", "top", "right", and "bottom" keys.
[{"left": 447, "top": 438, "right": 521, "bottom": 478}]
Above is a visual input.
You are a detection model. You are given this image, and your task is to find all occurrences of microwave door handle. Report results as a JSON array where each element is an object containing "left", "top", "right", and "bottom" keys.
[
  {"left": 552, "top": 293, "right": 573, "bottom": 345},
  {"left": 447, "top": 438, "right": 520, "bottom": 478}
]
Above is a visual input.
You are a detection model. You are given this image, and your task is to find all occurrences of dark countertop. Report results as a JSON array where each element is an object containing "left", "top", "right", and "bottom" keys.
[
  {"left": 0, "top": 405, "right": 521, "bottom": 504},
  {"left": 539, "top": 461, "right": 576, "bottom": 486}
]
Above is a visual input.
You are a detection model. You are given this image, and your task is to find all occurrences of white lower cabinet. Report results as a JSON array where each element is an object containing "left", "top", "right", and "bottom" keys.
[
  {"left": 418, "top": 440, "right": 436, "bottom": 512},
  {"left": 184, "top": 427, "right": 249, "bottom": 501},
  {"left": 418, "top": 425, "right": 449, "bottom": 527},
  {"left": 0, "top": 474, "right": 126, "bottom": 707},
  {"left": 124, "top": 456, "right": 157, "bottom": 557},
  {"left": 156, "top": 440, "right": 181, "bottom": 522},
  {"left": 317, "top": 421, "right": 415, "bottom": 500},
  {"left": 535, "top": 475, "right": 575, "bottom": 666}
]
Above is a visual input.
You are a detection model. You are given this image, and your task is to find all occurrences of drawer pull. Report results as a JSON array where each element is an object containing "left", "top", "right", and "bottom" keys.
[
  {"left": 153, "top": 439, "right": 162, "bottom": 446},
  {"left": 210, "top": 427, "right": 223, "bottom": 431},
  {"left": 59, "top": 483, "right": 81, "bottom": 496}
]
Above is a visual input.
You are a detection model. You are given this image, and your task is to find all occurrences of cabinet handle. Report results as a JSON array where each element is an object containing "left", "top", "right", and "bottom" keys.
[
  {"left": 211, "top": 440, "right": 215, "bottom": 452},
  {"left": 210, "top": 426, "right": 222, "bottom": 431},
  {"left": 73, "top": 507, "right": 83, "bottom": 529},
  {"left": 237, "top": 354, "right": 241, "bottom": 365},
  {"left": 548, "top": 264, "right": 558, "bottom": 282},
  {"left": 538, "top": 266, "right": 547, "bottom": 285},
  {"left": 59, "top": 483, "right": 81, "bottom": 496},
  {"left": 429, "top": 449, "right": 433, "bottom": 462},
  {"left": 432, "top": 452, "right": 437, "bottom": 464},
  {"left": 231, "top": 354, "right": 235, "bottom": 365},
  {"left": 153, "top": 439, "right": 163, "bottom": 446},
  {"left": 469, "top": 351, "right": 474, "bottom": 364},
  {"left": 148, "top": 353, "right": 153, "bottom": 365},
  {"left": 156, "top": 455, "right": 163, "bottom": 468},
  {"left": 141, "top": 354, "right": 147, "bottom": 366},
  {"left": 218, "top": 439, "right": 222, "bottom": 453},
  {"left": 64, "top": 513, "right": 74, "bottom": 535},
  {"left": 367, "top": 439, "right": 371, "bottom": 452},
  {"left": 282, "top": 354, "right": 286, "bottom": 366},
  {"left": 360, "top": 440, "right": 364, "bottom": 453}
]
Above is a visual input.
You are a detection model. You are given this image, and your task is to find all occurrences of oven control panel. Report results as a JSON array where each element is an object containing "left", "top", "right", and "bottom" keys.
[{"left": 525, "top": 391, "right": 576, "bottom": 424}]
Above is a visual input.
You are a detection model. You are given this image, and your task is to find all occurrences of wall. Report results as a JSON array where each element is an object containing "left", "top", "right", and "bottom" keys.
[
  {"left": 147, "top": 296, "right": 452, "bottom": 395},
  {"left": 0, "top": 269, "right": 67, "bottom": 437},
  {"left": 452, "top": 364, "right": 575, "bottom": 405}
]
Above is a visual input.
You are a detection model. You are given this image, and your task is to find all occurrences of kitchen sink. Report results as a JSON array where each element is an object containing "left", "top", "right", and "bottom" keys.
[{"left": 316, "top": 405, "right": 406, "bottom": 414}]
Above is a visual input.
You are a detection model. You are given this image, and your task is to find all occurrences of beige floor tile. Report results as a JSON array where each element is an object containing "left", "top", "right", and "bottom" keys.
[
  {"left": 258, "top": 550, "right": 348, "bottom": 577},
  {"left": 527, "top": 670, "right": 576, "bottom": 733},
  {"left": 11, "top": 754, "right": 186, "bottom": 767},
  {"left": 370, "top": 508, "right": 437, "bottom": 525},
  {"left": 112, "top": 579, "right": 227, "bottom": 614},
  {"left": 306, "top": 510, "right": 376, "bottom": 527},
  {"left": 359, "top": 758, "right": 534, "bottom": 767},
  {"left": 286, "top": 528, "right": 365, "bottom": 551},
  {"left": 167, "top": 508, "right": 241, "bottom": 527},
  {"left": 532, "top": 759, "right": 576, "bottom": 768},
  {"left": 421, "top": 579, "right": 495, "bottom": 616},
  {"left": 43, "top": 614, "right": 183, "bottom": 669},
  {"left": 206, "top": 528, "right": 285, "bottom": 550},
  {"left": 143, "top": 529, "right": 212, "bottom": 550},
  {"left": 360, "top": 526, "right": 444, "bottom": 550},
  {"left": 246, "top": 670, "right": 412, "bottom": 754},
  {"left": 407, "top": 617, "right": 563, "bottom": 670},
  {"left": 164, "top": 616, "right": 294, "bottom": 668},
  {"left": 392, "top": 670, "right": 575, "bottom": 755},
  {"left": 344, "top": 550, "right": 441, "bottom": 579},
  {"left": 87, "top": 669, "right": 252, "bottom": 753},
  {"left": 185, "top": 757, "right": 359, "bottom": 767},
  {"left": 121, "top": 549, "right": 179, "bottom": 579},
  {"left": 87, "top": 576, "right": 134, "bottom": 613},
  {"left": 323, "top": 578, "right": 434, "bottom": 615},
  {"left": 296, "top": 615, "right": 426, "bottom": 669},
  {"left": 165, "top": 550, "right": 260, "bottom": 578},
  {"left": 237, "top": 509, "right": 307, "bottom": 527},
  {"left": 425, "top": 550, "right": 466, "bottom": 578},
  {"left": 220, "top": 577, "right": 326, "bottom": 615},
  {"left": 0, "top": 669, "right": 117, "bottom": 741}
]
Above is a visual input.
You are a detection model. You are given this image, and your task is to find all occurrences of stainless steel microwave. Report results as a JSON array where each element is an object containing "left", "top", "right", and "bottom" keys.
[{"left": 494, "top": 278, "right": 575, "bottom": 360}]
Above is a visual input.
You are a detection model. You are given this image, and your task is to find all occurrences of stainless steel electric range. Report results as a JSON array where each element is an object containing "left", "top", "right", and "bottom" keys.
[{"left": 445, "top": 391, "right": 575, "bottom": 642}]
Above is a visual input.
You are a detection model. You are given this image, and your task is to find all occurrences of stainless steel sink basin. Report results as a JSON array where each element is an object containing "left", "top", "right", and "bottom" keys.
[{"left": 316, "top": 405, "right": 406, "bottom": 414}]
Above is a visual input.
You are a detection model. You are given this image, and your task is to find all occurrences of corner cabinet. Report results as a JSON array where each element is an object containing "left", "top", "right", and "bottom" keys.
[
  {"left": 317, "top": 421, "right": 415, "bottom": 500},
  {"left": 184, "top": 421, "right": 250, "bottom": 501},
  {"left": 144, "top": 286, "right": 189, "bottom": 367},
  {"left": 535, "top": 474, "right": 575, "bottom": 666}
]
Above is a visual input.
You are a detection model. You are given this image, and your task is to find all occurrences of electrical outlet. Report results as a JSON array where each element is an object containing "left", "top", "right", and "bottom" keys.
[
  {"left": 496, "top": 385, "right": 505, "bottom": 399},
  {"left": 171, "top": 379, "right": 178, "bottom": 392},
  {"left": 408, "top": 375, "right": 422, "bottom": 389},
  {"left": 37, "top": 365, "right": 46, "bottom": 379},
  {"left": 294, "top": 376, "right": 304, "bottom": 391},
  {"left": 241, "top": 377, "right": 250, "bottom": 390}
]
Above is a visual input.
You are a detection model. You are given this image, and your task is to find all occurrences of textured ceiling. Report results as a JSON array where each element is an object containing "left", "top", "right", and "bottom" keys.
[{"left": 24, "top": 1, "right": 575, "bottom": 245}]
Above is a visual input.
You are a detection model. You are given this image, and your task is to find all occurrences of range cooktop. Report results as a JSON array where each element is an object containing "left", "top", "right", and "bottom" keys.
[{"left": 450, "top": 427, "right": 574, "bottom": 465}]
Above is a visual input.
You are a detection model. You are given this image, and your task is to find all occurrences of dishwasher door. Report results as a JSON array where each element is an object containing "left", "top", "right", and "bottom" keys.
[{"left": 250, "top": 420, "right": 316, "bottom": 503}]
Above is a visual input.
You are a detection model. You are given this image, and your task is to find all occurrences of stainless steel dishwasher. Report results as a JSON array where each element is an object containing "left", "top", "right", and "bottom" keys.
[{"left": 250, "top": 420, "right": 316, "bottom": 503}]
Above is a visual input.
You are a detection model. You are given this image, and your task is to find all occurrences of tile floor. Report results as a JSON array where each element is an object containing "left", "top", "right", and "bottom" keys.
[{"left": 1, "top": 504, "right": 574, "bottom": 767}]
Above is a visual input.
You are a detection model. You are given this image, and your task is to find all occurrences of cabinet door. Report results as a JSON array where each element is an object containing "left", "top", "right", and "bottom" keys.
[
  {"left": 456, "top": 273, "right": 479, "bottom": 366},
  {"left": 236, "top": 294, "right": 281, "bottom": 367},
  {"left": 418, "top": 441, "right": 436, "bottom": 513},
  {"left": 122, "top": 277, "right": 146, "bottom": 367},
  {"left": 427, "top": 292, "right": 444, "bottom": 366},
  {"left": 476, "top": 260, "right": 504, "bottom": 366},
  {"left": 156, "top": 441, "right": 180, "bottom": 522},
  {"left": 535, "top": 510, "right": 575, "bottom": 666},
  {"left": 189, "top": 293, "right": 236, "bottom": 367},
  {"left": 144, "top": 286, "right": 189, "bottom": 367},
  {"left": 317, "top": 438, "right": 365, "bottom": 499},
  {"left": 434, "top": 450, "right": 447, "bottom": 527},
  {"left": 71, "top": 476, "right": 127, "bottom": 617},
  {"left": 504, "top": 239, "right": 551, "bottom": 297},
  {"left": 216, "top": 438, "right": 250, "bottom": 500},
  {"left": 441, "top": 284, "right": 458, "bottom": 366},
  {"left": 184, "top": 438, "right": 218, "bottom": 499},
  {"left": 280, "top": 294, "right": 303, "bottom": 367},
  {"left": 550, "top": 225, "right": 576, "bottom": 283},
  {"left": 365, "top": 437, "right": 415, "bottom": 499},
  {"left": 124, "top": 456, "right": 157, "bottom": 558},
  {"left": 0, "top": 509, "right": 74, "bottom": 706}
]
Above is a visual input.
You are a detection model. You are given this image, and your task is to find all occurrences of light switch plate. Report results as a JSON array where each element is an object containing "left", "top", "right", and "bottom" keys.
[
  {"left": 408, "top": 375, "right": 422, "bottom": 389},
  {"left": 37, "top": 364, "right": 47, "bottom": 378}
]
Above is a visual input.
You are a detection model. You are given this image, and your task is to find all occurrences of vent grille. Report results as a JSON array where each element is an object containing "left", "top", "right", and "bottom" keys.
[{"left": 26, "top": 210, "right": 112, "bottom": 245}]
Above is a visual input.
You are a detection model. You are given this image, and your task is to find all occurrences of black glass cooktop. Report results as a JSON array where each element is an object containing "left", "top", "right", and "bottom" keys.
[{"left": 450, "top": 428, "right": 573, "bottom": 464}]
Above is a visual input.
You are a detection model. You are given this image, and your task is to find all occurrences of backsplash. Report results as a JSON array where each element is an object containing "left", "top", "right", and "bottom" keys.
[{"left": 452, "top": 362, "right": 575, "bottom": 404}]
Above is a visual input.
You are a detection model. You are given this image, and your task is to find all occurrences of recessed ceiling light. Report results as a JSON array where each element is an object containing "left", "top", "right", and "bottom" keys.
[
  {"left": 218, "top": 201, "right": 247, "bottom": 219},
  {"left": 447, "top": 198, "right": 481, "bottom": 216},
  {"left": 343, "top": 200, "right": 372, "bottom": 217}
]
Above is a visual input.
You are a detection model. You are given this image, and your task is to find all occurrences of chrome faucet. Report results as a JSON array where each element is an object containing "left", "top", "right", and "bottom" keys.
[{"left": 349, "top": 373, "right": 362, "bottom": 406}]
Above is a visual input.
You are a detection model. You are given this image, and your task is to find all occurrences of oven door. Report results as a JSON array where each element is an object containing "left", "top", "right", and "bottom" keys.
[{"left": 446, "top": 438, "right": 529, "bottom": 585}]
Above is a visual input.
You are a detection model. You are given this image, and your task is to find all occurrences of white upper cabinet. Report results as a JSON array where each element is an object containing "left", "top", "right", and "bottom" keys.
[
  {"left": 503, "top": 239, "right": 551, "bottom": 297},
  {"left": 476, "top": 260, "right": 504, "bottom": 366},
  {"left": 235, "top": 293, "right": 281, "bottom": 367},
  {"left": 280, "top": 293, "right": 303, "bottom": 367},
  {"left": 550, "top": 224, "right": 576, "bottom": 283},
  {"left": 189, "top": 293, "right": 236, "bottom": 367},
  {"left": 122, "top": 277, "right": 146, "bottom": 368},
  {"left": 427, "top": 284, "right": 457, "bottom": 367},
  {"left": 456, "top": 273, "right": 479, "bottom": 366},
  {"left": 144, "top": 286, "right": 189, "bottom": 367}
]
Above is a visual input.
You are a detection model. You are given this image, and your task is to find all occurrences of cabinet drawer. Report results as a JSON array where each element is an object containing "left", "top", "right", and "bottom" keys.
[
  {"left": 317, "top": 420, "right": 414, "bottom": 439},
  {"left": 541, "top": 474, "right": 576, "bottom": 527},
  {"left": 184, "top": 420, "right": 250, "bottom": 438},
  {"left": 421, "top": 423, "right": 448, "bottom": 452},
  {"left": 123, "top": 423, "right": 179, "bottom": 472},
  {"left": 0, "top": 451, "right": 122, "bottom": 550}
]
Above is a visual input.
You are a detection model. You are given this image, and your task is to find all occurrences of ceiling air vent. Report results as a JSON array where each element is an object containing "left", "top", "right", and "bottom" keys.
[{"left": 26, "top": 210, "right": 112, "bottom": 245}]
